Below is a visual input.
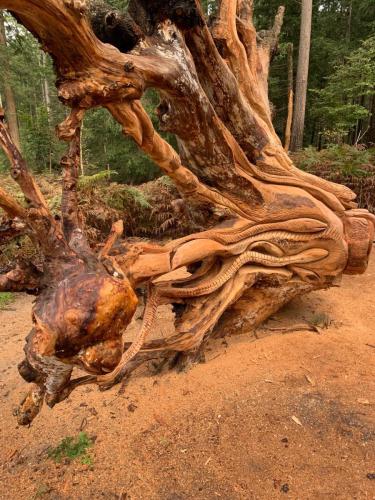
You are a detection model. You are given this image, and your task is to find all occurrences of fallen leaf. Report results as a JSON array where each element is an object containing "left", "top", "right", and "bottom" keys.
[
  {"left": 357, "top": 398, "right": 371, "bottom": 405},
  {"left": 305, "top": 374, "right": 315, "bottom": 385},
  {"left": 291, "top": 415, "right": 303, "bottom": 426}
]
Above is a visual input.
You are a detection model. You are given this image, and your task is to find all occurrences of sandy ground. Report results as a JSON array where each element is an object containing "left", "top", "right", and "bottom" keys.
[{"left": 0, "top": 251, "right": 375, "bottom": 500}]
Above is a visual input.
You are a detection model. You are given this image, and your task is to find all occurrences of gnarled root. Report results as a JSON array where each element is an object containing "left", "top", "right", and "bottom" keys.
[
  {"left": 15, "top": 383, "right": 46, "bottom": 426},
  {"left": 0, "top": 262, "right": 42, "bottom": 294}
]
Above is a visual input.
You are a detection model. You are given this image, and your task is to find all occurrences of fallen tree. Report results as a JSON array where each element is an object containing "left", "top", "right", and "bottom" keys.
[{"left": 0, "top": 0, "right": 374, "bottom": 426}]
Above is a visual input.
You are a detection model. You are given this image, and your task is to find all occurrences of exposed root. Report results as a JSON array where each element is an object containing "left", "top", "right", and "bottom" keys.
[
  {"left": 96, "top": 285, "right": 160, "bottom": 386},
  {"left": 16, "top": 384, "right": 46, "bottom": 426}
]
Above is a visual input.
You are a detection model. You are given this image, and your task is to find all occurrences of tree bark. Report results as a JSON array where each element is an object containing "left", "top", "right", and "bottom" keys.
[
  {"left": 284, "top": 42, "right": 294, "bottom": 151},
  {"left": 40, "top": 52, "right": 51, "bottom": 114},
  {"left": 0, "top": 0, "right": 373, "bottom": 425},
  {"left": 290, "top": 0, "right": 312, "bottom": 151},
  {"left": 364, "top": 93, "right": 375, "bottom": 146},
  {"left": 0, "top": 10, "right": 21, "bottom": 150}
]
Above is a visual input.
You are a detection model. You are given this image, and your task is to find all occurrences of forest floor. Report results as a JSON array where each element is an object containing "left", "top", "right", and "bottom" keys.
[{"left": 0, "top": 251, "right": 375, "bottom": 499}]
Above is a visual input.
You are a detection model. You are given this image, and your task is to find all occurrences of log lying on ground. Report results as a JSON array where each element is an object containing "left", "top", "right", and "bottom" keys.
[{"left": 0, "top": 1, "right": 374, "bottom": 425}]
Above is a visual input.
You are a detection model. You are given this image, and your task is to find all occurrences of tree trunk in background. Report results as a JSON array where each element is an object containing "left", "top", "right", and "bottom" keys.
[
  {"left": 284, "top": 43, "right": 294, "bottom": 151},
  {"left": 364, "top": 94, "right": 375, "bottom": 146},
  {"left": 291, "top": 0, "right": 312, "bottom": 151},
  {"left": 41, "top": 52, "right": 51, "bottom": 115},
  {"left": 0, "top": 10, "right": 21, "bottom": 150},
  {"left": 346, "top": 0, "right": 352, "bottom": 44},
  {"left": 40, "top": 51, "right": 53, "bottom": 172}
]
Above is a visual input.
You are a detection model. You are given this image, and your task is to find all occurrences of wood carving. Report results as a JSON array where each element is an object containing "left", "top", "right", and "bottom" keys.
[{"left": 0, "top": 0, "right": 374, "bottom": 425}]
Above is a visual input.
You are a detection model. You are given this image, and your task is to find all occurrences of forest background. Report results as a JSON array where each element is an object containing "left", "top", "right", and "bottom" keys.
[{"left": 0, "top": 0, "right": 374, "bottom": 184}]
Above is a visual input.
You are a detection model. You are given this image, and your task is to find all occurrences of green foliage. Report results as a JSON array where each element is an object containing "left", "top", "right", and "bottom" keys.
[
  {"left": 78, "top": 170, "right": 118, "bottom": 190},
  {"left": 105, "top": 0, "right": 129, "bottom": 8},
  {"left": 312, "top": 35, "right": 375, "bottom": 142},
  {"left": 0, "top": 292, "right": 15, "bottom": 309},
  {"left": 258, "top": 0, "right": 375, "bottom": 146},
  {"left": 0, "top": 14, "right": 66, "bottom": 170},
  {"left": 310, "top": 312, "right": 331, "bottom": 329},
  {"left": 48, "top": 432, "right": 94, "bottom": 465},
  {"left": 81, "top": 91, "right": 163, "bottom": 184},
  {"left": 201, "top": 0, "right": 218, "bottom": 15},
  {"left": 103, "top": 184, "right": 152, "bottom": 211},
  {"left": 0, "top": 14, "right": 164, "bottom": 183},
  {"left": 1, "top": 0, "right": 375, "bottom": 178},
  {"left": 294, "top": 144, "right": 375, "bottom": 177},
  {"left": 119, "top": 186, "right": 152, "bottom": 209}
]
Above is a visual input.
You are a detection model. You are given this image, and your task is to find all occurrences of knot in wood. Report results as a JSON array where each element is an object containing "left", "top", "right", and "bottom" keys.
[
  {"left": 60, "top": 155, "right": 73, "bottom": 167},
  {"left": 105, "top": 12, "right": 118, "bottom": 27},
  {"left": 124, "top": 62, "right": 135, "bottom": 73},
  {"left": 11, "top": 168, "right": 20, "bottom": 179},
  {"left": 64, "top": 0, "right": 87, "bottom": 16}
]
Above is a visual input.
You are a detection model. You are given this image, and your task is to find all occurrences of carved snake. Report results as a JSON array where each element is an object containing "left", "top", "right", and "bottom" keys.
[
  {"left": 166, "top": 218, "right": 328, "bottom": 248},
  {"left": 163, "top": 247, "right": 328, "bottom": 298}
]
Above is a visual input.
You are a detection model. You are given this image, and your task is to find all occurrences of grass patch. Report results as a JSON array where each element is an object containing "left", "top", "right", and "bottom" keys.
[
  {"left": 48, "top": 432, "right": 94, "bottom": 465},
  {"left": 310, "top": 312, "right": 331, "bottom": 329},
  {"left": 33, "top": 484, "right": 52, "bottom": 499},
  {"left": 0, "top": 292, "right": 15, "bottom": 310}
]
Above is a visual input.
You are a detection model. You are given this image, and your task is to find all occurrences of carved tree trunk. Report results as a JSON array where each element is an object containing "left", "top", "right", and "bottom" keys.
[{"left": 0, "top": 0, "right": 374, "bottom": 426}]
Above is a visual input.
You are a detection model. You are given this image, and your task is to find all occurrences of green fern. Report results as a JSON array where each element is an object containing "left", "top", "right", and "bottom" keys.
[
  {"left": 78, "top": 170, "right": 118, "bottom": 190},
  {"left": 124, "top": 186, "right": 152, "bottom": 209}
]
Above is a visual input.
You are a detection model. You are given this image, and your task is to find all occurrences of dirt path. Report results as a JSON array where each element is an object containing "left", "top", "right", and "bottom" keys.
[{"left": 0, "top": 251, "right": 375, "bottom": 500}]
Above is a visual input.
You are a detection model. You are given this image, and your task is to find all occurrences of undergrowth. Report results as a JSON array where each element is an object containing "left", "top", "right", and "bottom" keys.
[
  {"left": 1, "top": 144, "right": 373, "bottom": 268},
  {"left": 293, "top": 145, "right": 375, "bottom": 178},
  {"left": 292, "top": 145, "right": 375, "bottom": 212}
]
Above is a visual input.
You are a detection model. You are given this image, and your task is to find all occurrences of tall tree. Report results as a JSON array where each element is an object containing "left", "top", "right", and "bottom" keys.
[
  {"left": 312, "top": 35, "right": 375, "bottom": 144},
  {"left": 291, "top": 0, "right": 313, "bottom": 150},
  {"left": 0, "top": 10, "right": 21, "bottom": 150},
  {"left": 284, "top": 42, "right": 294, "bottom": 151}
]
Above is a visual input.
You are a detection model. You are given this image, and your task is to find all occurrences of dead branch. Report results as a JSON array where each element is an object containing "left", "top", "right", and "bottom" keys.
[{"left": 0, "top": 262, "right": 42, "bottom": 293}]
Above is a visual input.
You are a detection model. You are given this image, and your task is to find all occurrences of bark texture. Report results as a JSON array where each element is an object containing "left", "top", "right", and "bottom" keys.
[
  {"left": 284, "top": 42, "right": 293, "bottom": 151},
  {"left": 0, "top": 0, "right": 374, "bottom": 425},
  {"left": 290, "top": 0, "right": 312, "bottom": 151}
]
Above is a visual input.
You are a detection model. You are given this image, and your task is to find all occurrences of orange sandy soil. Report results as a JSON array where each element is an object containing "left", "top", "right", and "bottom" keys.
[{"left": 0, "top": 250, "right": 375, "bottom": 500}]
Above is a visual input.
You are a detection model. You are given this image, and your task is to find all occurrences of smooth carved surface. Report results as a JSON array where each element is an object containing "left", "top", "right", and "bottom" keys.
[{"left": 0, "top": 1, "right": 374, "bottom": 424}]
